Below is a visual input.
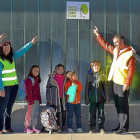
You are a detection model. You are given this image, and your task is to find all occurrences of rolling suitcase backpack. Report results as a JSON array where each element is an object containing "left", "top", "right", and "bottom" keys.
[{"left": 40, "top": 88, "right": 60, "bottom": 134}]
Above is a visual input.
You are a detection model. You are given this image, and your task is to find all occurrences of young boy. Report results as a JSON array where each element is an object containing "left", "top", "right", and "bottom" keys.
[
  {"left": 85, "top": 60, "right": 110, "bottom": 134},
  {"left": 65, "top": 71, "right": 83, "bottom": 133}
]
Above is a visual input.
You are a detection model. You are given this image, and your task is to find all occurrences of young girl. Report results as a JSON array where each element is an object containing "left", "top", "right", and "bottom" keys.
[
  {"left": 65, "top": 71, "right": 83, "bottom": 133},
  {"left": 24, "top": 65, "right": 41, "bottom": 134},
  {"left": 85, "top": 60, "right": 110, "bottom": 134},
  {"left": 46, "top": 64, "right": 67, "bottom": 132}
]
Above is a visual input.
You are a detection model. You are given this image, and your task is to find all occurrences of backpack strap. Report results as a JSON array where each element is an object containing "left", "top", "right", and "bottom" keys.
[{"left": 27, "top": 76, "right": 35, "bottom": 86}]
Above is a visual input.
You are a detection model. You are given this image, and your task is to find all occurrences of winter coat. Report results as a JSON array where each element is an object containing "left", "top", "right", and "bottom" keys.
[
  {"left": 85, "top": 70, "right": 110, "bottom": 105},
  {"left": 46, "top": 73, "right": 67, "bottom": 112},
  {"left": 25, "top": 76, "right": 41, "bottom": 105}
]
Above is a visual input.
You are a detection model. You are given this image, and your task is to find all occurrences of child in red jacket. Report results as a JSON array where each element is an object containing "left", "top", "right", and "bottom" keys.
[
  {"left": 24, "top": 65, "right": 41, "bottom": 134},
  {"left": 65, "top": 71, "right": 83, "bottom": 133}
]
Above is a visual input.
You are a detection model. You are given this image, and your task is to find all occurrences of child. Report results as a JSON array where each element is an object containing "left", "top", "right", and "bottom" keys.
[
  {"left": 65, "top": 71, "right": 83, "bottom": 133},
  {"left": 24, "top": 65, "right": 41, "bottom": 134},
  {"left": 46, "top": 64, "right": 67, "bottom": 132},
  {"left": 85, "top": 60, "right": 110, "bottom": 134}
]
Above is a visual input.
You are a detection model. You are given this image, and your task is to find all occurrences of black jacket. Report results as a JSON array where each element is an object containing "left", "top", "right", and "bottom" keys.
[{"left": 85, "top": 70, "right": 110, "bottom": 105}]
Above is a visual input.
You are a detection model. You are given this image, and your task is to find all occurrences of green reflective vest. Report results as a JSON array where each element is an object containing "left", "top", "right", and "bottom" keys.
[{"left": 0, "top": 58, "right": 18, "bottom": 86}]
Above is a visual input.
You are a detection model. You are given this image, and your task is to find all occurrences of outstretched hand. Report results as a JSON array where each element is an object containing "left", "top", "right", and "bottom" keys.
[
  {"left": 93, "top": 26, "right": 99, "bottom": 36},
  {"left": 0, "top": 33, "right": 6, "bottom": 41},
  {"left": 31, "top": 36, "right": 38, "bottom": 44}
]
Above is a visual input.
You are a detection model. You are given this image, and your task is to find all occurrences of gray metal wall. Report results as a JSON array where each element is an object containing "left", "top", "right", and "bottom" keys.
[{"left": 0, "top": 0, "right": 140, "bottom": 103}]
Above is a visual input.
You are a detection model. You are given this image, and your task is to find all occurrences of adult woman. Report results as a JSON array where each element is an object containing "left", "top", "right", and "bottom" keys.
[{"left": 0, "top": 34, "right": 37, "bottom": 134}]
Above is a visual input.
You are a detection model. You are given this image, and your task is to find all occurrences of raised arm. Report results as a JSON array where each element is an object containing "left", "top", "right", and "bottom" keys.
[
  {"left": 0, "top": 33, "right": 6, "bottom": 41},
  {"left": 93, "top": 26, "right": 115, "bottom": 54},
  {"left": 13, "top": 36, "right": 38, "bottom": 60}
]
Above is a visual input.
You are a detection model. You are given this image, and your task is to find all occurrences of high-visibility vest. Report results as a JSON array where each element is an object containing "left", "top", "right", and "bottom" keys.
[
  {"left": 0, "top": 58, "right": 18, "bottom": 86},
  {"left": 108, "top": 48, "right": 133, "bottom": 85}
]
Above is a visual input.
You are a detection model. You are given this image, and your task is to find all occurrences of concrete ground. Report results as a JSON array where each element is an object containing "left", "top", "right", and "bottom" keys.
[{"left": 0, "top": 131, "right": 139, "bottom": 140}]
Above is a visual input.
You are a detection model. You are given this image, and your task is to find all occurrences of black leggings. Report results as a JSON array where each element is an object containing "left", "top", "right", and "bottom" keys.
[{"left": 56, "top": 99, "right": 66, "bottom": 127}]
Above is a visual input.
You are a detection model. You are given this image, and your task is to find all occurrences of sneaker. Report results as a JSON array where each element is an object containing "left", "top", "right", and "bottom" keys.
[
  {"left": 41, "top": 127, "right": 47, "bottom": 132},
  {"left": 57, "top": 128, "right": 62, "bottom": 133},
  {"left": 67, "top": 128, "right": 73, "bottom": 133},
  {"left": 27, "top": 128, "right": 33, "bottom": 134},
  {"left": 56, "top": 126, "right": 62, "bottom": 133},
  {"left": 33, "top": 127, "right": 41, "bottom": 134},
  {"left": 89, "top": 129, "right": 95, "bottom": 134},
  {"left": 115, "top": 129, "right": 128, "bottom": 135},
  {"left": 0, "top": 131, "right": 4, "bottom": 134},
  {"left": 62, "top": 126, "right": 67, "bottom": 132},
  {"left": 3, "top": 128, "right": 14, "bottom": 132},
  {"left": 111, "top": 126, "right": 120, "bottom": 132},
  {"left": 77, "top": 128, "right": 83, "bottom": 133},
  {"left": 24, "top": 128, "right": 27, "bottom": 133},
  {"left": 100, "top": 129, "right": 106, "bottom": 134}
]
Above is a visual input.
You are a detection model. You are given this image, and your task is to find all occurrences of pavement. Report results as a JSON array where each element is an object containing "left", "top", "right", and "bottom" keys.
[{"left": 0, "top": 131, "right": 139, "bottom": 140}]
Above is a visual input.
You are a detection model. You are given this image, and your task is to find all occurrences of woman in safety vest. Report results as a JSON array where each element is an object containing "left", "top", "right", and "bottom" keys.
[{"left": 0, "top": 34, "right": 37, "bottom": 134}]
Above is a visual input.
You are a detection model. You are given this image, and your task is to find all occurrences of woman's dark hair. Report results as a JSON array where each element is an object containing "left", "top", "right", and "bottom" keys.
[
  {"left": 55, "top": 64, "right": 65, "bottom": 70},
  {"left": 0, "top": 41, "right": 13, "bottom": 63},
  {"left": 27, "top": 65, "right": 41, "bottom": 83}
]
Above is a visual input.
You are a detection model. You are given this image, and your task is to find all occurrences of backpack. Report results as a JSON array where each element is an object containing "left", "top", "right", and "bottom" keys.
[
  {"left": 40, "top": 106, "right": 58, "bottom": 134},
  {"left": 19, "top": 77, "right": 35, "bottom": 100}
]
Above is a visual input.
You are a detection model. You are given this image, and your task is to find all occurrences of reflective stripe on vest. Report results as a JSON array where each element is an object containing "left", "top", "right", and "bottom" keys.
[
  {"left": 0, "top": 58, "right": 18, "bottom": 86},
  {"left": 2, "top": 76, "right": 17, "bottom": 81},
  {"left": 2, "top": 68, "right": 16, "bottom": 74}
]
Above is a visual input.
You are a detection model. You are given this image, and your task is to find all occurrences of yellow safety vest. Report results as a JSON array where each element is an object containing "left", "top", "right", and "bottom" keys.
[{"left": 108, "top": 48, "right": 133, "bottom": 85}]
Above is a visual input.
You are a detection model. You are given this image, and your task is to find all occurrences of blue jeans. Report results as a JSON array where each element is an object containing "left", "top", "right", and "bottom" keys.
[
  {"left": 67, "top": 102, "right": 82, "bottom": 129},
  {"left": 0, "top": 85, "right": 18, "bottom": 131}
]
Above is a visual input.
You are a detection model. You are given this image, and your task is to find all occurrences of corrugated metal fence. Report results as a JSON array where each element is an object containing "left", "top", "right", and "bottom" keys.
[{"left": 0, "top": 0, "right": 140, "bottom": 103}]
